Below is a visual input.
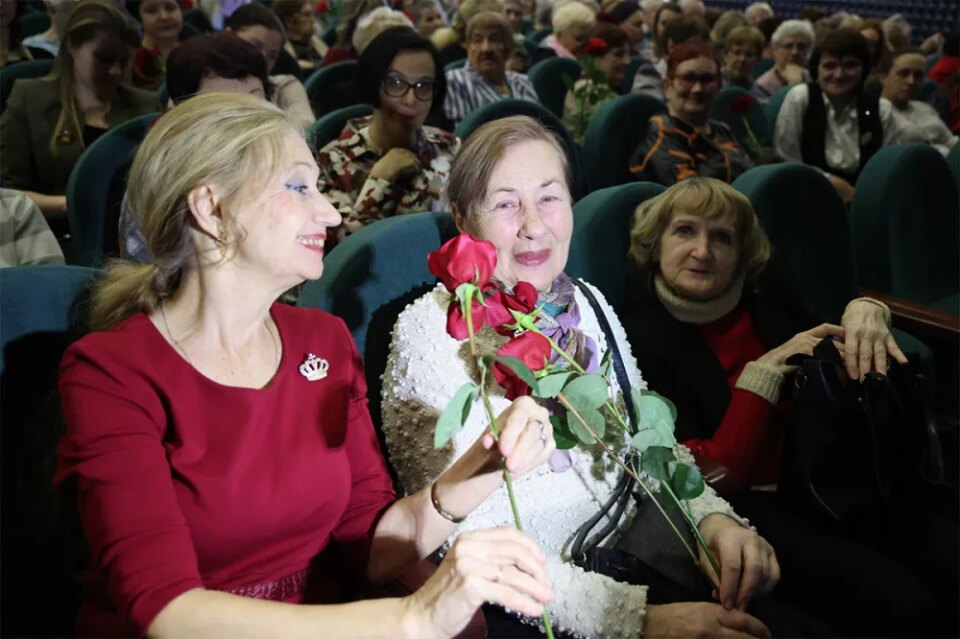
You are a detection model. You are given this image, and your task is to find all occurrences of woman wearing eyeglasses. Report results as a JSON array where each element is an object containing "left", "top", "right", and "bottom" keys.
[
  {"left": 629, "top": 41, "right": 753, "bottom": 186},
  {"left": 316, "top": 26, "right": 459, "bottom": 243}
]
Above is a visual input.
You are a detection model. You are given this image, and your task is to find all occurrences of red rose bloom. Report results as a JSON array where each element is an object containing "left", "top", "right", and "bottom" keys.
[
  {"left": 487, "top": 281, "right": 538, "bottom": 335},
  {"left": 584, "top": 37, "right": 609, "bottom": 57},
  {"left": 315, "top": 0, "right": 329, "bottom": 12},
  {"left": 428, "top": 234, "right": 497, "bottom": 293},
  {"left": 493, "top": 331, "right": 551, "bottom": 399},
  {"left": 730, "top": 94, "right": 754, "bottom": 114}
]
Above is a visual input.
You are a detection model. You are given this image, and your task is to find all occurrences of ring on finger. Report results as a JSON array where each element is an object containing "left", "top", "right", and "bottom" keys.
[{"left": 493, "top": 566, "right": 503, "bottom": 583}]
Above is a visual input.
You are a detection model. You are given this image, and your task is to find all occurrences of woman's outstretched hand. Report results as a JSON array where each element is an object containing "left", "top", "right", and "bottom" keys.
[{"left": 404, "top": 528, "right": 554, "bottom": 639}]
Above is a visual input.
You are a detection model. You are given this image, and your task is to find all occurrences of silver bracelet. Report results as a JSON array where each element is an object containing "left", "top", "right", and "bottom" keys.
[{"left": 430, "top": 480, "right": 465, "bottom": 524}]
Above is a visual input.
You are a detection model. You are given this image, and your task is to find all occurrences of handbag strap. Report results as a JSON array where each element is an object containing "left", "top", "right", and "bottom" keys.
[
  {"left": 571, "top": 279, "right": 638, "bottom": 428},
  {"left": 569, "top": 279, "right": 639, "bottom": 564}
]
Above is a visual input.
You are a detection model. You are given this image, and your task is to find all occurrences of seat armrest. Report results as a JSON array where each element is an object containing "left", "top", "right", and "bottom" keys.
[{"left": 859, "top": 289, "right": 960, "bottom": 346}]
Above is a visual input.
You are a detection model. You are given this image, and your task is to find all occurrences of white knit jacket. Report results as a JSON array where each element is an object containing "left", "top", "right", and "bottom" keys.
[{"left": 381, "top": 282, "right": 745, "bottom": 639}]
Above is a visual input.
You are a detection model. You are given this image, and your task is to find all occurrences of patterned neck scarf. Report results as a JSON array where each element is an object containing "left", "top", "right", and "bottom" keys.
[{"left": 534, "top": 273, "right": 600, "bottom": 375}]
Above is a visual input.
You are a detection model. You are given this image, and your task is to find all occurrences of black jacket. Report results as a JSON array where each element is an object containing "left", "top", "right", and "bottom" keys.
[{"left": 622, "top": 261, "right": 820, "bottom": 443}]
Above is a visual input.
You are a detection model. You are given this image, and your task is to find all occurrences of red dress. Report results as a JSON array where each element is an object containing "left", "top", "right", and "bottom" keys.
[{"left": 55, "top": 304, "right": 396, "bottom": 637}]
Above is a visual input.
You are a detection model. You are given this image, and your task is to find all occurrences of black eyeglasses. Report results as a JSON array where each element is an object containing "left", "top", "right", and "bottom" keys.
[{"left": 382, "top": 74, "right": 436, "bottom": 101}]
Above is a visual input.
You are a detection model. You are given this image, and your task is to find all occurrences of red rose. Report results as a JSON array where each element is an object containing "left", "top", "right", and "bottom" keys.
[
  {"left": 584, "top": 37, "right": 609, "bottom": 57},
  {"left": 428, "top": 234, "right": 497, "bottom": 293},
  {"left": 730, "top": 94, "right": 754, "bottom": 114},
  {"left": 486, "top": 281, "right": 538, "bottom": 335},
  {"left": 446, "top": 295, "right": 491, "bottom": 340},
  {"left": 315, "top": 0, "right": 329, "bottom": 12},
  {"left": 493, "top": 331, "right": 551, "bottom": 399}
]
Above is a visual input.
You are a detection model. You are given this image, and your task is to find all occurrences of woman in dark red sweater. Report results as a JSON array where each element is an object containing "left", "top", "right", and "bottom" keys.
[
  {"left": 622, "top": 177, "right": 957, "bottom": 637},
  {"left": 55, "top": 93, "right": 557, "bottom": 638}
]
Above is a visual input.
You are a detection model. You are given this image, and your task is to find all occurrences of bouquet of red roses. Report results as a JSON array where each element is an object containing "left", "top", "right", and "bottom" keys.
[{"left": 427, "top": 235, "right": 723, "bottom": 610}]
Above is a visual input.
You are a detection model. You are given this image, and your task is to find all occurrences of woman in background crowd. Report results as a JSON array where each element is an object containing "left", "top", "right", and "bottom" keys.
[
  {"left": 127, "top": 0, "right": 184, "bottom": 89},
  {"left": 542, "top": 1, "right": 597, "bottom": 59},
  {"left": 774, "top": 28, "right": 905, "bottom": 203},
  {"left": 881, "top": 47, "right": 957, "bottom": 155},
  {"left": 317, "top": 27, "right": 459, "bottom": 243},
  {"left": 630, "top": 41, "right": 752, "bottom": 185},
  {"left": 273, "top": 0, "right": 328, "bottom": 71},
  {"left": 722, "top": 25, "right": 763, "bottom": 88},
  {"left": 0, "top": 1, "right": 156, "bottom": 218},
  {"left": 226, "top": 2, "right": 315, "bottom": 129},
  {"left": 751, "top": 18, "right": 813, "bottom": 103}
]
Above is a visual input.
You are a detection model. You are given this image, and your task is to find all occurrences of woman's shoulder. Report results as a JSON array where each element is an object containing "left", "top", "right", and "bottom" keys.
[
  {"left": 62, "top": 313, "right": 161, "bottom": 377},
  {"left": 6, "top": 76, "right": 58, "bottom": 105},
  {"left": 272, "top": 303, "right": 354, "bottom": 350}
]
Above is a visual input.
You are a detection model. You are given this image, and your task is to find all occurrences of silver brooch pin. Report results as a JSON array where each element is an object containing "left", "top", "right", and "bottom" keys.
[{"left": 299, "top": 353, "right": 329, "bottom": 381}]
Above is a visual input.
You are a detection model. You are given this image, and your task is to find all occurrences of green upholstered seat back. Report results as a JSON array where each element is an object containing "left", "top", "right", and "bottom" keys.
[
  {"left": 304, "top": 60, "right": 360, "bottom": 118},
  {"left": 1, "top": 265, "right": 99, "bottom": 636},
  {"left": 850, "top": 144, "right": 959, "bottom": 310},
  {"left": 566, "top": 181, "right": 666, "bottom": 313},
  {"left": 734, "top": 163, "right": 858, "bottom": 323},
  {"left": 307, "top": 103, "right": 374, "bottom": 149},
  {"left": 528, "top": 56, "right": 582, "bottom": 119},
  {"left": 65, "top": 113, "right": 158, "bottom": 267},
  {"left": 581, "top": 92, "right": 665, "bottom": 192},
  {"left": 0, "top": 59, "right": 54, "bottom": 111}
]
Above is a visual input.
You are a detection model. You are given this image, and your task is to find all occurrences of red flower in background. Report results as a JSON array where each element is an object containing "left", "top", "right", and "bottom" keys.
[
  {"left": 730, "top": 94, "right": 754, "bottom": 114},
  {"left": 428, "top": 234, "right": 497, "bottom": 293},
  {"left": 315, "top": 0, "right": 329, "bottom": 12},
  {"left": 584, "top": 37, "right": 609, "bottom": 56},
  {"left": 493, "top": 332, "right": 551, "bottom": 399}
]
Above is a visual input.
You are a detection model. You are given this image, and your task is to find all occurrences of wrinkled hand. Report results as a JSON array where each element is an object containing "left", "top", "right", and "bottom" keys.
[
  {"left": 645, "top": 602, "right": 771, "bottom": 639},
  {"left": 826, "top": 174, "right": 855, "bottom": 203},
  {"left": 781, "top": 63, "right": 805, "bottom": 86},
  {"left": 840, "top": 300, "right": 907, "bottom": 380},
  {"left": 482, "top": 396, "right": 555, "bottom": 478},
  {"left": 406, "top": 528, "right": 553, "bottom": 639},
  {"left": 699, "top": 514, "right": 780, "bottom": 611},
  {"left": 755, "top": 323, "right": 845, "bottom": 375},
  {"left": 369, "top": 147, "right": 421, "bottom": 181}
]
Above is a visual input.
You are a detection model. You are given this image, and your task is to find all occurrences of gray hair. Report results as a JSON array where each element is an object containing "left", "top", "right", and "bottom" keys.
[
  {"left": 771, "top": 18, "right": 815, "bottom": 47},
  {"left": 744, "top": 2, "right": 773, "bottom": 21}
]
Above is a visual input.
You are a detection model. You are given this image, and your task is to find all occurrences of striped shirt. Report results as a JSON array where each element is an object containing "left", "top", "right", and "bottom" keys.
[
  {"left": 443, "top": 62, "right": 540, "bottom": 126},
  {"left": 0, "top": 188, "right": 64, "bottom": 267}
]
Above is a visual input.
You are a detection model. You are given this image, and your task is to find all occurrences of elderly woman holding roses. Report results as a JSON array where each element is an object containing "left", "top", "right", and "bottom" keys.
[{"left": 381, "top": 115, "right": 779, "bottom": 639}]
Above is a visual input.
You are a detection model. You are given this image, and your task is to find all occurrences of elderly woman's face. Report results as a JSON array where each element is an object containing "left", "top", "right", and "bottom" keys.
[
  {"left": 658, "top": 202, "right": 740, "bottom": 301},
  {"left": 665, "top": 55, "right": 720, "bottom": 124},
  {"left": 458, "top": 140, "right": 572, "bottom": 293},
  {"left": 773, "top": 33, "right": 811, "bottom": 68}
]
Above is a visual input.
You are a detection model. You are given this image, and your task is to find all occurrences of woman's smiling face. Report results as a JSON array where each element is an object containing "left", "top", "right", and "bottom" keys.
[{"left": 457, "top": 140, "right": 573, "bottom": 293}]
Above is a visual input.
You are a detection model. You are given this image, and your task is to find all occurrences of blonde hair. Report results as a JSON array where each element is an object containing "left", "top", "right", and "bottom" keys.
[
  {"left": 352, "top": 7, "right": 414, "bottom": 53},
  {"left": 90, "top": 94, "right": 294, "bottom": 331},
  {"left": 448, "top": 115, "right": 569, "bottom": 219},
  {"left": 629, "top": 177, "right": 771, "bottom": 281},
  {"left": 710, "top": 10, "right": 747, "bottom": 46},
  {"left": 552, "top": 1, "right": 596, "bottom": 34},
  {"left": 50, "top": 1, "right": 140, "bottom": 156}
]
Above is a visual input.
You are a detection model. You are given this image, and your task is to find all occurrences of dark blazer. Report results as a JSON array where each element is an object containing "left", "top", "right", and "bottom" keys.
[
  {"left": 622, "top": 260, "right": 820, "bottom": 443},
  {"left": 0, "top": 77, "right": 159, "bottom": 195}
]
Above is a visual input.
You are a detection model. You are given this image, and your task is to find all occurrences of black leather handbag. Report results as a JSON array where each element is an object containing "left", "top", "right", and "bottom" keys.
[
  {"left": 570, "top": 280, "right": 711, "bottom": 603},
  {"left": 782, "top": 338, "right": 945, "bottom": 524}
]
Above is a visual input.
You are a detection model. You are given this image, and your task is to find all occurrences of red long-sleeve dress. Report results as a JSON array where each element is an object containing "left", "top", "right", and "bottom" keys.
[{"left": 55, "top": 304, "right": 396, "bottom": 637}]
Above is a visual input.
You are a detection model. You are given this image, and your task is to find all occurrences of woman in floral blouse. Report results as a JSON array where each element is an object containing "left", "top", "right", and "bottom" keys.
[{"left": 317, "top": 26, "right": 459, "bottom": 244}]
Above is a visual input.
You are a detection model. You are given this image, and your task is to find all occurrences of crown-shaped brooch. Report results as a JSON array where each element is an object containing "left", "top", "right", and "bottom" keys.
[{"left": 299, "top": 353, "right": 329, "bottom": 381}]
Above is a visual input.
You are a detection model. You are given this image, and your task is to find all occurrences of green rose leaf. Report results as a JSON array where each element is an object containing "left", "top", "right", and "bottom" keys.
[
  {"left": 434, "top": 382, "right": 478, "bottom": 448},
  {"left": 550, "top": 415, "right": 578, "bottom": 450},
  {"left": 641, "top": 389, "right": 678, "bottom": 421},
  {"left": 566, "top": 404, "right": 605, "bottom": 445},
  {"left": 598, "top": 349, "right": 613, "bottom": 381},
  {"left": 671, "top": 462, "right": 705, "bottom": 500},
  {"left": 494, "top": 355, "right": 540, "bottom": 395},
  {"left": 631, "top": 427, "right": 673, "bottom": 453},
  {"left": 639, "top": 445, "right": 675, "bottom": 482},
  {"left": 563, "top": 373, "right": 609, "bottom": 410},
  {"left": 534, "top": 371, "right": 573, "bottom": 399},
  {"left": 632, "top": 391, "right": 677, "bottom": 447}
]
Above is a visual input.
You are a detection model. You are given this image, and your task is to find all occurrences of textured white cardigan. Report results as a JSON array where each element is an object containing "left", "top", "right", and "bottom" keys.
[{"left": 381, "top": 282, "right": 745, "bottom": 638}]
